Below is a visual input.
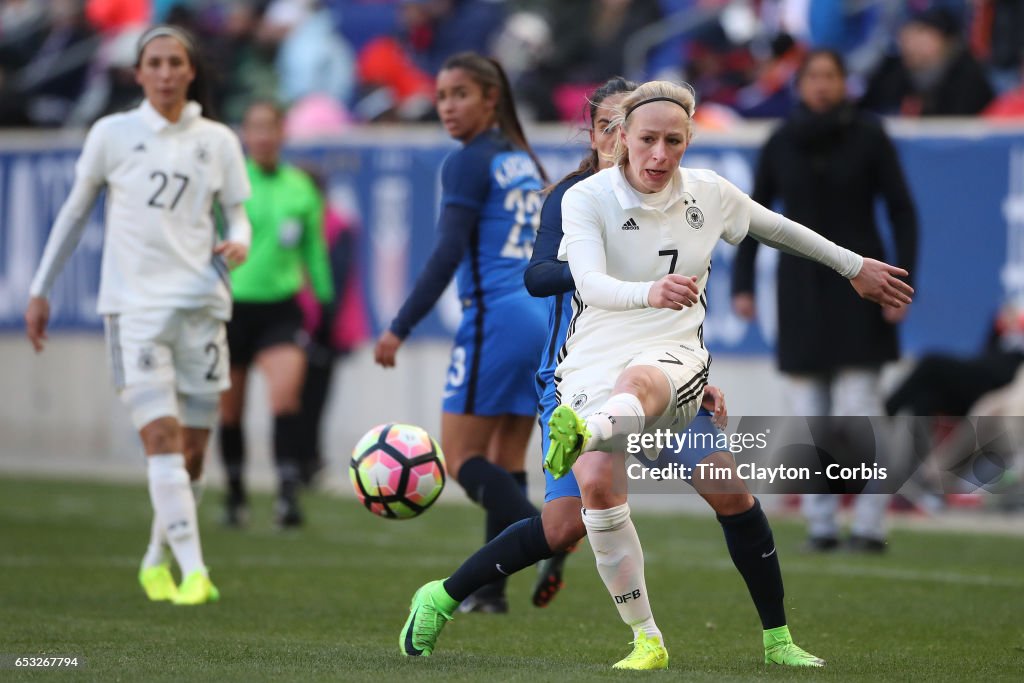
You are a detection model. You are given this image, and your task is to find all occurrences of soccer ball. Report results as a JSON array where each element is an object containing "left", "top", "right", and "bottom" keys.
[{"left": 349, "top": 423, "right": 446, "bottom": 519}]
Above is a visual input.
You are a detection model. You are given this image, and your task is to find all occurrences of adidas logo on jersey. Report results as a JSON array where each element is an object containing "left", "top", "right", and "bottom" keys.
[
  {"left": 621, "top": 218, "right": 639, "bottom": 231},
  {"left": 133, "top": 142, "right": 146, "bottom": 152}
]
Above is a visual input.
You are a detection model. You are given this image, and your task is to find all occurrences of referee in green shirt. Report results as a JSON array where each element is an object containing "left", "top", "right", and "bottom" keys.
[{"left": 219, "top": 101, "right": 334, "bottom": 528}]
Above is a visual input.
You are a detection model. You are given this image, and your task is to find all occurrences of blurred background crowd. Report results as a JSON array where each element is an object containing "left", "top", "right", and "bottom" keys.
[{"left": 1, "top": 0, "right": 1022, "bottom": 132}]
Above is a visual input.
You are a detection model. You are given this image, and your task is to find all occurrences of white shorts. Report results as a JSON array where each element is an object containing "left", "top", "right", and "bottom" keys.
[
  {"left": 104, "top": 308, "right": 230, "bottom": 395},
  {"left": 555, "top": 344, "right": 709, "bottom": 434}
]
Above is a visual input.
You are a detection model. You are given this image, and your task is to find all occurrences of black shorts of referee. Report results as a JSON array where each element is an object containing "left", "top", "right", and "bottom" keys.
[{"left": 227, "top": 298, "right": 309, "bottom": 368}]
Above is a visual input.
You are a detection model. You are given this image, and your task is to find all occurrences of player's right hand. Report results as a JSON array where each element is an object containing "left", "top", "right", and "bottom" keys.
[
  {"left": 25, "top": 296, "right": 50, "bottom": 353},
  {"left": 374, "top": 330, "right": 402, "bottom": 368},
  {"left": 648, "top": 274, "right": 699, "bottom": 310},
  {"left": 732, "top": 292, "right": 756, "bottom": 320}
]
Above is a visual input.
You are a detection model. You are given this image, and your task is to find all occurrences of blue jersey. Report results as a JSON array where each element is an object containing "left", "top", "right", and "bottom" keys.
[
  {"left": 528, "top": 173, "right": 589, "bottom": 403},
  {"left": 441, "top": 130, "right": 543, "bottom": 305}
]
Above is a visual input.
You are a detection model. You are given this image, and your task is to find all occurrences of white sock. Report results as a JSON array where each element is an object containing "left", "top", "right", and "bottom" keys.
[
  {"left": 147, "top": 454, "right": 206, "bottom": 578},
  {"left": 582, "top": 503, "right": 661, "bottom": 642},
  {"left": 141, "top": 514, "right": 168, "bottom": 569},
  {"left": 191, "top": 477, "right": 205, "bottom": 506},
  {"left": 141, "top": 477, "right": 203, "bottom": 570},
  {"left": 584, "top": 393, "right": 646, "bottom": 453}
]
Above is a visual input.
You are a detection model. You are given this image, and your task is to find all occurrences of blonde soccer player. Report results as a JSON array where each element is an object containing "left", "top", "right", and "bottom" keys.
[
  {"left": 535, "top": 80, "right": 912, "bottom": 668},
  {"left": 24, "top": 25, "right": 251, "bottom": 605}
]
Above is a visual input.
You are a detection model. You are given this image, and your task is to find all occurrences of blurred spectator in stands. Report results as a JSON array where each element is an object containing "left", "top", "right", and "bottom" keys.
[
  {"left": 732, "top": 32, "right": 806, "bottom": 118},
  {"left": 0, "top": 0, "right": 47, "bottom": 69},
  {"left": 679, "top": 4, "right": 758, "bottom": 115},
  {"left": 399, "top": 0, "right": 505, "bottom": 76},
  {"left": 85, "top": 0, "right": 150, "bottom": 34},
  {"left": 261, "top": 0, "right": 355, "bottom": 106},
  {"left": 0, "top": 0, "right": 46, "bottom": 96},
  {"left": 215, "top": 1, "right": 279, "bottom": 125},
  {"left": 732, "top": 49, "right": 919, "bottom": 553},
  {"left": 510, "top": 0, "right": 664, "bottom": 121},
  {"left": 353, "top": 34, "right": 434, "bottom": 121},
  {"left": 285, "top": 92, "right": 351, "bottom": 138},
  {"left": 293, "top": 165, "right": 370, "bottom": 486},
  {"left": 969, "top": 0, "right": 1024, "bottom": 94},
  {"left": 886, "top": 297, "right": 1024, "bottom": 417},
  {"left": 0, "top": 0, "right": 99, "bottom": 127},
  {"left": 328, "top": 0, "right": 402, "bottom": 53},
  {"left": 984, "top": 64, "right": 1024, "bottom": 117},
  {"left": 861, "top": 7, "right": 994, "bottom": 116}
]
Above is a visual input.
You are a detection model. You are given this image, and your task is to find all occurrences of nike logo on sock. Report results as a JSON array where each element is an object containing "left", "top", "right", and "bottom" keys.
[
  {"left": 495, "top": 563, "right": 509, "bottom": 576},
  {"left": 762, "top": 547, "right": 777, "bottom": 558}
]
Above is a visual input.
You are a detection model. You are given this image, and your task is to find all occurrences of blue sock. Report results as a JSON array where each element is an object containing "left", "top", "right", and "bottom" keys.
[
  {"left": 717, "top": 498, "right": 786, "bottom": 629},
  {"left": 470, "top": 466, "right": 534, "bottom": 600},
  {"left": 444, "top": 516, "right": 552, "bottom": 602},
  {"left": 511, "top": 470, "right": 528, "bottom": 496},
  {"left": 457, "top": 456, "right": 538, "bottom": 526}
]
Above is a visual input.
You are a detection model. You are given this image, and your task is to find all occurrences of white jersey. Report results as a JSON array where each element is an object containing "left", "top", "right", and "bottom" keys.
[
  {"left": 30, "top": 100, "right": 251, "bottom": 320},
  {"left": 556, "top": 165, "right": 750, "bottom": 376}
]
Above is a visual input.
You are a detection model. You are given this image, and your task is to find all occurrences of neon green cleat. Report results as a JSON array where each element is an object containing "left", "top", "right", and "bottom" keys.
[
  {"left": 172, "top": 570, "right": 220, "bottom": 606},
  {"left": 612, "top": 632, "right": 669, "bottom": 670},
  {"left": 764, "top": 625, "right": 825, "bottom": 667},
  {"left": 544, "top": 405, "right": 590, "bottom": 479},
  {"left": 400, "top": 580, "right": 457, "bottom": 656},
  {"left": 139, "top": 562, "right": 178, "bottom": 602}
]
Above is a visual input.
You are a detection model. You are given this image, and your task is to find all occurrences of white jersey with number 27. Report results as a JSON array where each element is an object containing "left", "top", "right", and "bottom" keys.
[{"left": 30, "top": 100, "right": 250, "bottom": 320}]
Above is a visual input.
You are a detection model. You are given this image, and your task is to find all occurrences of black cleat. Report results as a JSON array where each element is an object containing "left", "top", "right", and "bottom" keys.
[
  {"left": 456, "top": 593, "right": 509, "bottom": 614},
  {"left": 275, "top": 496, "right": 304, "bottom": 529},
  {"left": 222, "top": 492, "right": 249, "bottom": 528},
  {"left": 802, "top": 536, "right": 840, "bottom": 553},
  {"left": 845, "top": 534, "right": 887, "bottom": 553},
  {"left": 532, "top": 548, "right": 573, "bottom": 607}
]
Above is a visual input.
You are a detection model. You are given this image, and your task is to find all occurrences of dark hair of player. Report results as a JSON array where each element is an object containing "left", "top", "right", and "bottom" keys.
[
  {"left": 440, "top": 52, "right": 548, "bottom": 183},
  {"left": 552, "top": 76, "right": 640, "bottom": 190}
]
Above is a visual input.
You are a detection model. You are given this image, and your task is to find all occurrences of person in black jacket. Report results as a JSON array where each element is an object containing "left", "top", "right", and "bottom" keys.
[
  {"left": 732, "top": 49, "right": 919, "bottom": 552},
  {"left": 861, "top": 7, "right": 994, "bottom": 117}
]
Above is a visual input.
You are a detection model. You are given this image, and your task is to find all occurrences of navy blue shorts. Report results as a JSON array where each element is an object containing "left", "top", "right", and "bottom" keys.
[{"left": 442, "top": 291, "right": 547, "bottom": 416}]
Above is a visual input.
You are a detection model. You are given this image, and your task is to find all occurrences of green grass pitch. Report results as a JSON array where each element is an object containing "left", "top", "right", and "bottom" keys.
[{"left": 1, "top": 477, "right": 1022, "bottom": 681}]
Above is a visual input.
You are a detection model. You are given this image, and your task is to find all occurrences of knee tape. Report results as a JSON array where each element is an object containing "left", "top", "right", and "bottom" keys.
[{"left": 581, "top": 502, "right": 631, "bottom": 532}]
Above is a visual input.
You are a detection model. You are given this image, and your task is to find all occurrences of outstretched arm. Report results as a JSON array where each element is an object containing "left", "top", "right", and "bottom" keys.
[{"left": 746, "top": 200, "right": 913, "bottom": 309}]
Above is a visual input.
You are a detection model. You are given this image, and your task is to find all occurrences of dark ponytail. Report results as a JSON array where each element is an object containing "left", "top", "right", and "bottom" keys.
[
  {"left": 551, "top": 76, "right": 639, "bottom": 191},
  {"left": 440, "top": 52, "right": 548, "bottom": 183}
]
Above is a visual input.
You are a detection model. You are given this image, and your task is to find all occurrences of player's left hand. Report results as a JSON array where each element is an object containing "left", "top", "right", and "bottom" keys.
[
  {"left": 851, "top": 258, "right": 914, "bottom": 309},
  {"left": 701, "top": 385, "right": 728, "bottom": 429},
  {"left": 214, "top": 240, "right": 249, "bottom": 268},
  {"left": 25, "top": 296, "right": 50, "bottom": 353},
  {"left": 374, "top": 331, "right": 402, "bottom": 368}
]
